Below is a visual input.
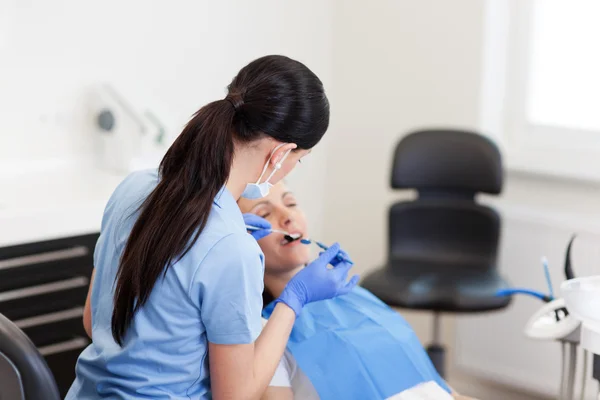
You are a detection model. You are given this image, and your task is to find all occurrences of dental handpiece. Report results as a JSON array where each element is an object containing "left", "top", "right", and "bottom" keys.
[
  {"left": 245, "top": 225, "right": 301, "bottom": 242},
  {"left": 300, "top": 238, "right": 354, "bottom": 265}
]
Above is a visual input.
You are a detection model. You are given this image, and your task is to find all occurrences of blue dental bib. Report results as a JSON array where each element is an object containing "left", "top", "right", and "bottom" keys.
[{"left": 263, "top": 287, "right": 450, "bottom": 400}]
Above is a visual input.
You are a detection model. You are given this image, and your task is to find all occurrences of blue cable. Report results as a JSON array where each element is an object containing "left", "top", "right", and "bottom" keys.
[{"left": 496, "top": 288, "right": 552, "bottom": 302}]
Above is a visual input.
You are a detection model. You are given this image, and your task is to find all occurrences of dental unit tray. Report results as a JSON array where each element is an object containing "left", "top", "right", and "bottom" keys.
[
  {"left": 512, "top": 235, "right": 592, "bottom": 400},
  {"left": 524, "top": 298, "right": 579, "bottom": 342}
]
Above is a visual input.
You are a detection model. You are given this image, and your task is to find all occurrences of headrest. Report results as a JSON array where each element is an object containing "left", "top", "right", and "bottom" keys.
[
  {"left": 391, "top": 129, "right": 503, "bottom": 194},
  {"left": 0, "top": 313, "right": 61, "bottom": 399}
]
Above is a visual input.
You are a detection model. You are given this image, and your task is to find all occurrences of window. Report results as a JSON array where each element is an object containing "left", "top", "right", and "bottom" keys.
[{"left": 481, "top": 0, "right": 600, "bottom": 181}]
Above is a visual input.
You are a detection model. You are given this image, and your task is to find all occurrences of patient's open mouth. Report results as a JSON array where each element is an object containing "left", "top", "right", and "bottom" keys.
[{"left": 281, "top": 232, "right": 302, "bottom": 246}]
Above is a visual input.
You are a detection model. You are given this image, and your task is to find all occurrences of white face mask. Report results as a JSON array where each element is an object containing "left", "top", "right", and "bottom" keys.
[{"left": 241, "top": 144, "right": 292, "bottom": 199}]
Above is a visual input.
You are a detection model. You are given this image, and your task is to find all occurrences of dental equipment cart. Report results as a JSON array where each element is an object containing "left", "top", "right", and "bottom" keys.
[{"left": 507, "top": 236, "right": 600, "bottom": 400}]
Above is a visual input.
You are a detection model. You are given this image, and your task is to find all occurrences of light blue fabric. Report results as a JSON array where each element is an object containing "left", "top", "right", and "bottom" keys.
[
  {"left": 263, "top": 286, "right": 450, "bottom": 400},
  {"left": 66, "top": 169, "right": 264, "bottom": 399}
]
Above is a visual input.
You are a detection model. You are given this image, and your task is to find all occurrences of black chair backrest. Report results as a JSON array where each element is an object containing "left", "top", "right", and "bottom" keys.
[
  {"left": 388, "top": 130, "right": 503, "bottom": 272},
  {"left": 391, "top": 129, "right": 503, "bottom": 197},
  {"left": 0, "top": 313, "right": 61, "bottom": 400}
]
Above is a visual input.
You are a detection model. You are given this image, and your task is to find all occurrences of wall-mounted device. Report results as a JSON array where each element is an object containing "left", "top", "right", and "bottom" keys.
[{"left": 88, "top": 84, "right": 165, "bottom": 174}]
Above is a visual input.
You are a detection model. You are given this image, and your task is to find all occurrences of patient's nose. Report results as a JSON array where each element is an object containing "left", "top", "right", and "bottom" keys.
[{"left": 278, "top": 210, "right": 294, "bottom": 230}]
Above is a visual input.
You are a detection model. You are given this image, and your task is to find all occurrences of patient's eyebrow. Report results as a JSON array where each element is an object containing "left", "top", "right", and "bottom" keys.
[{"left": 281, "top": 191, "right": 294, "bottom": 199}]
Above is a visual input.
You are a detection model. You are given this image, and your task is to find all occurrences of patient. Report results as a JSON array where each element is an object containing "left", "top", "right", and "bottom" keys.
[{"left": 238, "top": 182, "right": 476, "bottom": 400}]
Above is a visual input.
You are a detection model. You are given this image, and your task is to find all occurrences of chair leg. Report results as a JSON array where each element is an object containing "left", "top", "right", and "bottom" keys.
[{"left": 427, "top": 312, "right": 446, "bottom": 378}]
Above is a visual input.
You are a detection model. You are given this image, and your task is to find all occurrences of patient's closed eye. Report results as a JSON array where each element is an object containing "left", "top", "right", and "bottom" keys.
[
  {"left": 282, "top": 193, "right": 297, "bottom": 208},
  {"left": 252, "top": 204, "right": 271, "bottom": 219}
]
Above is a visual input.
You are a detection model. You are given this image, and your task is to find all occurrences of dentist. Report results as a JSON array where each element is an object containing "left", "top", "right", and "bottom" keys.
[{"left": 66, "top": 55, "right": 357, "bottom": 400}]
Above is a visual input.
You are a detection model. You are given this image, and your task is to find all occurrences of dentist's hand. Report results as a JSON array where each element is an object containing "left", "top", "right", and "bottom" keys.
[
  {"left": 243, "top": 214, "right": 272, "bottom": 241},
  {"left": 326, "top": 248, "right": 353, "bottom": 266},
  {"left": 276, "top": 243, "right": 359, "bottom": 316}
]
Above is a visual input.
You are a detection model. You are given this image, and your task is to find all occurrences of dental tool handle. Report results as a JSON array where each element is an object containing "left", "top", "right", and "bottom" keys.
[
  {"left": 245, "top": 225, "right": 288, "bottom": 235},
  {"left": 315, "top": 241, "right": 354, "bottom": 265},
  {"left": 245, "top": 225, "right": 299, "bottom": 243}
]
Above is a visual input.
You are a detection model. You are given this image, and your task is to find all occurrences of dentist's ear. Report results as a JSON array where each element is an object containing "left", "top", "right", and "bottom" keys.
[{"left": 271, "top": 143, "right": 297, "bottom": 167}]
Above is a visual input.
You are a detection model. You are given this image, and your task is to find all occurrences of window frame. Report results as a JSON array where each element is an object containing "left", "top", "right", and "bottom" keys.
[{"left": 480, "top": 0, "right": 600, "bottom": 183}]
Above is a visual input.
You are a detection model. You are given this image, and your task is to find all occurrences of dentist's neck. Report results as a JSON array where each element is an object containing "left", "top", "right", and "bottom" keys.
[
  {"left": 264, "top": 265, "right": 304, "bottom": 299},
  {"left": 227, "top": 139, "right": 278, "bottom": 200},
  {"left": 226, "top": 148, "right": 261, "bottom": 200}
]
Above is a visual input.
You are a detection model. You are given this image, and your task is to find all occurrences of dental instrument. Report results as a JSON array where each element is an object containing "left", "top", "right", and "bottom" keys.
[
  {"left": 245, "top": 225, "right": 301, "bottom": 242},
  {"left": 245, "top": 222, "right": 354, "bottom": 265},
  {"left": 543, "top": 256, "right": 554, "bottom": 298},
  {"left": 275, "top": 243, "right": 358, "bottom": 317},
  {"left": 300, "top": 238, "right": 354, "bottom": 265}
]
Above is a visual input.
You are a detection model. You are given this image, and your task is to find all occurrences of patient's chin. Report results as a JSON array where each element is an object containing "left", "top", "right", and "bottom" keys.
[
  {"left": 279, "top": 244, "right": 310, "bottom": 263},
  {"left": 265, "top": 253, "right": 310, "bottom": 275},
  {"left": 265, "top": 262, "right": 303, "bottom": 275}
]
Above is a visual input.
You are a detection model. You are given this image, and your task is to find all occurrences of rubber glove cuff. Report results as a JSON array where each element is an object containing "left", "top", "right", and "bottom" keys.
[
  {"left": 275, "top": 285, "right": 306, "bottom": 317},
  {"left": 243, "top": 213, "right": 272, "bottom": 241}
]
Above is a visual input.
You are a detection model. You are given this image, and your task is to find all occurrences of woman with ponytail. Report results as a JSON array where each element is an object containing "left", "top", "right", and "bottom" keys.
[{"left": 66, "top": 55, "right": 357, "bottom": 400}]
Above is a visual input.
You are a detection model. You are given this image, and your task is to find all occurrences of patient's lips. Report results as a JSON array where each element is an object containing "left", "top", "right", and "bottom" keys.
[{"left": 281, "top": 231, "right": 303, "bottom": 246}]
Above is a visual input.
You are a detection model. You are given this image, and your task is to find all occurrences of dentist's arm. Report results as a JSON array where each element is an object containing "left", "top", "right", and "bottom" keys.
[
  {"left": 83, "top": 269, "right": 95, "bottom": 338},
  {"left": 261, "top": 340, "right": 295, "bottom": 400},
  {"left": 209, "top": 303, "right": 295, "bottom": 400},
  {"left": 208, "top": 239, "right": 358, "bottom": 400}
]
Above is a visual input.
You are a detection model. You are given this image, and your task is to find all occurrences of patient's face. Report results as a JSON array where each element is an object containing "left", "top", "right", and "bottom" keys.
[{"left": 238, "top": 182, "right": 311, "bottom": 273}]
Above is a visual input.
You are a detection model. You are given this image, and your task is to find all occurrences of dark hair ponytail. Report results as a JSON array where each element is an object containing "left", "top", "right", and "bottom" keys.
[
  {"left": 111, "top": 101, "right": 235, "bottom": 344},
  {"left": 111, "top": 55, "right": 330, "bottom": 345}
]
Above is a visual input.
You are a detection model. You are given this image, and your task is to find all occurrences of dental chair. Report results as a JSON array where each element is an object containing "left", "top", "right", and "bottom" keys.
[
  {"left": 0, "top": 312, "right": 61, "bottom": 400},
  {"left": 362, "top": 129, "right": 511, "bottom": 378}
]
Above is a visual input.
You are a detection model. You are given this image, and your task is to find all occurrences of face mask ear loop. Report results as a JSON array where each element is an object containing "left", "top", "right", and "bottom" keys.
[
  {"left": 255, "top": 158, "right": 272, "bottom": 185},
  {"left": 256, "top": 143, "right": 288, "bottom": 184},
  {"left": 264, "top": 148, "right": 292, "bottom": 183}
]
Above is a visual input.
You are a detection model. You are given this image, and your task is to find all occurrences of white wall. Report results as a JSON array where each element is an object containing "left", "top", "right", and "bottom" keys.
[
  {"left": 326, "top": 0, "right": 485, "bottom": 275},
  {"left": 326, "top": 2, "right": 484, "bottom": 275},
  {"left": 0, "top": 0, "right": 334, "bottom": 240}
]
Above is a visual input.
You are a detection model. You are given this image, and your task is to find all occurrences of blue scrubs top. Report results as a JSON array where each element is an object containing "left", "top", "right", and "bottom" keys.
[{"left": 66, "top": 169, "right": 264, "bottom": 399}]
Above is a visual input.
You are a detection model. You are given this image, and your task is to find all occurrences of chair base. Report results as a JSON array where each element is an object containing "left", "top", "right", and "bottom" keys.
[{"left": 427, "top": 344, "right": 446, "bottom": 379}]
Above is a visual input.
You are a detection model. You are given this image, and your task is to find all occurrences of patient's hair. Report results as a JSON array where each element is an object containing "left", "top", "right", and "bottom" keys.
[
  {"left": 111, "top": 55, "right": 330, "bottom": 345},
  {"left": 263, "top": 289, "right": 276, "bottom": 309}
]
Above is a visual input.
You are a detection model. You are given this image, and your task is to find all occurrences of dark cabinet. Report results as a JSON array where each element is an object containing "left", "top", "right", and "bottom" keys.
[{"left": 0, "top": 233, "right": 99, "bottom": 398}]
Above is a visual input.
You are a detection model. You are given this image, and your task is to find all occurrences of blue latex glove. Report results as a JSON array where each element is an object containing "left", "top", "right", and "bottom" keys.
[
  {"left": 276, "top": 243, "right": 359, "bottom": 316},
  {"left": 243, "top": 213, "right": 272, "bottom": 241},
  {"left": 322, "top": 248, "right": 354, "bottom": 266}
]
